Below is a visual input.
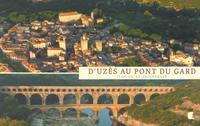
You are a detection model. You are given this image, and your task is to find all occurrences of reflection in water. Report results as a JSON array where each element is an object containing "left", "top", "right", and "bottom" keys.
[
  {"left": 81, "top": 109, "right": 93, "bottom": 117},
  {"left": 98, "top": 109, "right": 112, "bottom": 126},
  {"left": 31, "top": 117, "right": 97, "bottom": 126},
  {"left": 30, "top": 108, "right": 113, "bottom": 126}
]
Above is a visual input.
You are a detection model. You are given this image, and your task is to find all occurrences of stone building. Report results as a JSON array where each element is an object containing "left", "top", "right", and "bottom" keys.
[
  {"left": 95, "top": 40, "right": 102, "bottom": 51},
  {"left": 57, "top": 36, "right": 67, "bottom": 50},
  {"left": 47, "top": 48, "right": 65, "bottom": 57},
  {"left": 170, "top": 49, "right": 194, "bottom": 66},
  {"left": 80, "top": 34, "right": 89, "bottom": 51},
  {"left": 59, "top": 11, "right": 82, "bottom": 23}
]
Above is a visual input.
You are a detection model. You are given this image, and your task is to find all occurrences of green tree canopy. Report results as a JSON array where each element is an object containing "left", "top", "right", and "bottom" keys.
[
  {"left": 118, "top": 58, "right": 143, "bottom": 66},
  {"left": 8, "top": 12, "right": 26, "bottom": 23},
  {"left": 0, "top": 117, "right": 28, "bottom": 126},
  {"left": 144, "top": 10, "right": 153, "bottom": 16},
  {"left": 0, "top": 93, "right": 30, "bottom": 120},
  {"left": 149, "top": 34, "right": 162, "bottom": 41}
]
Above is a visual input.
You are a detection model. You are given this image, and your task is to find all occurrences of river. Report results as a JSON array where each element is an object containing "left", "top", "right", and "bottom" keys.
[{"left": 30, "top": 108, "right": 117, "bottom": 126}]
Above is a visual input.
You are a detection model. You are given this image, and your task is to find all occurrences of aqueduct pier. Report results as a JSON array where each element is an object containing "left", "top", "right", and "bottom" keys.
[{"left": 0, "top": 86, "right": 175, "bottom": 118}]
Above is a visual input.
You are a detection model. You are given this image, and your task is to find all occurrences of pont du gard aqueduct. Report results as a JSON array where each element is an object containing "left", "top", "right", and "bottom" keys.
[{"left": 0, "top": 86, "right": 175, "bottom": 118}]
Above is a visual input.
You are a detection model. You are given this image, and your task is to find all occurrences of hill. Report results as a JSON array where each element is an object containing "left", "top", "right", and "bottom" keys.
[
  {"left": 134, "top": 0, "right": 200, "bottom": 10},
  {"left": 127, "top": 80, "right": 200, "bottom": 126},
  {"left": 0, "top": 74, "right": 184, "bottom": 86},
  {"left": 1, "top": 0, "right": 200, "bottom": 43}
]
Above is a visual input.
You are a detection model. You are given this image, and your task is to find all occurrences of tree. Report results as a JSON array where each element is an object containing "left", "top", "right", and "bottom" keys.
[
  {"left": 8, "top": 12, "right": 26, "bottom": 23},
  {"left": 150, "top": 34, "right": 162, "bottom": 41},
  {"left": 144, "top": 10, "right": 153, "bottom": 16},
  {"left": 119, "top": 58, "right": 143, "bottom": 66},
  {"left": 92, "top": 8, "right": 103, "bottom": 18},
  {"left": 0, "top": 16, "right": 3, "bottom": 23},
  {"left": 0, "top": 93, "right": 31, "bottom": 120},
  {"left": 192, "top": 121, "right": 200, "bottom": 126},
  {"left": 127, "top": 28, "right": 147, "bottom": 38},
  {"left": 172, "top": 44, "right": 183, "bottom": 52},
  {"left": 38, "top": 11, "right": 57, "bottom": 21},
  {"left": 0, "top": 117, "right": 28, "bottom": 126},
  {"left": 106, "top": 48, "right": 113, "bottom": 54},
  {"left": 119, "top": 24, "right": 129, "bottom": 33}
]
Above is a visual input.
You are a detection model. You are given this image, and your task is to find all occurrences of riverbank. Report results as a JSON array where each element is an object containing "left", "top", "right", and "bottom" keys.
[
  {"left": 117, "top": 113, "right": 157, "bottom": 126},
  {"left": 30, "top": 116, "right": 98, "bottom": 126}
]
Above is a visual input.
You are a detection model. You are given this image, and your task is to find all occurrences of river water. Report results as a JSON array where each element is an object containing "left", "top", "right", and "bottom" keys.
[{"left": 30, "top": 108, "right": 114, "bottom": 126}]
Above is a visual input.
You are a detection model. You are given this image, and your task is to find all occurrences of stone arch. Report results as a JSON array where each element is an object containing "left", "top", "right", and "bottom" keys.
[
  {"left": 63, "top": 108, "right": 77, "bottom": 118},
  {"left": 134, "top": 93, "right": 145, "bottom": 105},
  {"left": 150, "top": 93, "right": 160, "bottom": 100},
  {"left": 14, "top": 94, "right": 27, "bottom": 105},
  {"left": 63, "top": 94, "right": 76, "bottom": 104},
  {"left": 118, "top": 94, "right": 130, "bottom": 104},
  {"left": 97, "top": 94, "right": 113, "bottom": 104},
  {"left": 31, "top": 108, "right": 42, "bottom": 115},
  {"left": 80, "top": 94, "right": 93, "bottom": 104},
  {"left": 118, "top": 107, "right": 127, "bottom": 116},
  {"left": 46, "top": 108, "right": 60, "bottom": 118},
  {"left": 30, "top": 94, "right": 42, "bottom": 105},
  {"left": 46, "top": 94, "right": 59, "bottom": 105}
]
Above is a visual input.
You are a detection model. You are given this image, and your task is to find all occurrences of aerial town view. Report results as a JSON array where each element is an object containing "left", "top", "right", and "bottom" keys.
[{"left": 0, "top": 0, "right": 200, "bottom": 72}]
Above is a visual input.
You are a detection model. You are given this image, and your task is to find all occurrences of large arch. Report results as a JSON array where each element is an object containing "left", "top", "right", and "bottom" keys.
[
  {"left": 81, "top": 94, "right": 93, "bottom": 104},
  {"left": 46, "top": 94, "right": 59, "bottom": 105},
  {"left": 134, "top": 93, "right": 146, "bottom": 105},
  {"left": 14, "top": 94, "right": 27, "bottom": 105},
  {"left": 30, "top": 94, "right": 42, "bottom": 105},
  {"left": 63, "top": 94, "right": 76, "bottom": 104},
  {"left": 97, "top": 94, "right": 113, "bottom": 104},
  {"left": 118, "top": 107, "right": 127, "bottom": 116},
  {"left": 31, "top": 108, "right": 42, "bottom": 117},
  {"left": 118, "top": 94, "right": 130, "bottom": 104},
  {"left": 31, "top": 108, "right": 42, "bottom": 114},
  {"left": 63, "top": 108, "right": 77, "bottom": 118},
  {"left": 150, "top": 93, "right": 160, "bottom": 100},
  {"left": 46, "top": 108, "right": 60, "bottom": 118}
]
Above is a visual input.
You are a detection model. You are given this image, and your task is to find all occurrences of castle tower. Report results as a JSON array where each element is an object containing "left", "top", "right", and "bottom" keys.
[
  {"left": 91, "top": 12, "right": 94, "bottom": 21},
  {"left": 95, "top": 40, "right": 102, "bottom": 51},
  {"left": 81, "top": 34, "right": 89, "bottom": 51},
  {"left": 169, "top": 48, "right": 174, "bottom": 56},
  {"left": 169, "top": 48, "right": 175, "bottom": 62},
  {"left": 73, "top": 42, "right": 79, "bottom": 55},
  {"left": 57, "top": 36, "right": 67, "bottom": 50}
]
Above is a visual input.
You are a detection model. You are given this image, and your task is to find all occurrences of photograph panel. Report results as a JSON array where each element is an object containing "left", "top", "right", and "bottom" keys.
[
  {"left": 0, "top": 74, "right": 199, "bottom": 126},
  {"left": 0, "top": 0, "right": 200, "bottom": 72}
]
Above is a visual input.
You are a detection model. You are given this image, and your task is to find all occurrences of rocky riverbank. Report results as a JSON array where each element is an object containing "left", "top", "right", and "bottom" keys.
[
  {"left": 117, "top": 113, "right": 157, "bottom": 126},
  {"left": 125, "top": 118, "right": 157, "bottom": 126},
  {"left": 30, "top": 116, "right": 98, "bottom": 126}
]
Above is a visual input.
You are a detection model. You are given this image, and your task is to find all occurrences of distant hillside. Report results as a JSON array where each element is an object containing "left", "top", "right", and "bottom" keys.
[
  {"left": 134, "top": 0, "right": 200, "bottom": 10},
  {"left": 0, "top": 74, "right": 184, "bottom": 86},
  {"left": 127, "top": 80, "right": 200, "bottom": 126},
  {"left": 1, "top": 0, "right": 200, "bottom": 42}
]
